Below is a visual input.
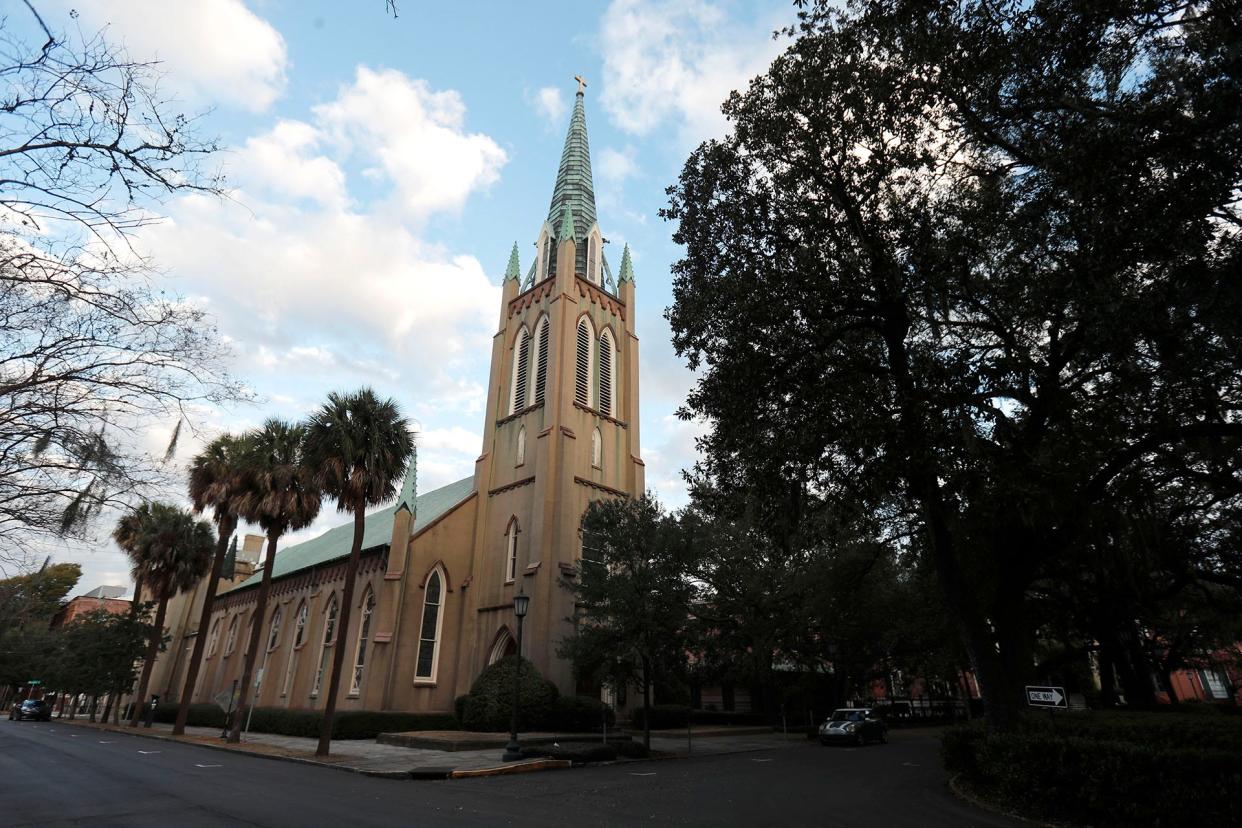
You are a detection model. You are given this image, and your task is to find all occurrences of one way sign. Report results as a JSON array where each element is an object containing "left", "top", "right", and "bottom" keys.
[{"left": 1026, "top": 686, "right": 1067, "bottom": 709}]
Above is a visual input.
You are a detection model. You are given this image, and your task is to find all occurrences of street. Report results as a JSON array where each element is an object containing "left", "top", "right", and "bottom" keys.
[{"left": 0, "top": 719, "right": 1020, "bottom": 827}]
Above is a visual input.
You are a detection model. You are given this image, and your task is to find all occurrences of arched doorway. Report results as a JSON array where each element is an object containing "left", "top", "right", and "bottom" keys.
[{"left": 488, "top": 627, "right": 517, "bottom": 665}]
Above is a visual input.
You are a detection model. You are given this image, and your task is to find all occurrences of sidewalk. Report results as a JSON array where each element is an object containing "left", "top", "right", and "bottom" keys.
[{"left": 54, "top": 716, "right": 803, "bottom": 779}]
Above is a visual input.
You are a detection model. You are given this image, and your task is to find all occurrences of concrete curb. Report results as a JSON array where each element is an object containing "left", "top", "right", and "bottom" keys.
[{"left": 450, "top": 759, "right": 572, "bottom": 778}]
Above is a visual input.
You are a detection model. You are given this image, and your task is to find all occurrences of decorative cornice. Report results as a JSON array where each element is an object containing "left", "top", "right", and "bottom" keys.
[
  {"left": 575, "top": 276, "right": 625, "bottom": 319},
  {"left": 572, "top": 400, "right": 628, "bottom": 428},
  {"left": 508, "top": 276, "right": 556, "bottom": 316},
  {"left": 560, "top": 426, "right": 576, "bottom": 439},
  {"left": 496, "top": 403, "right": 544, "bottom": 427},
  {"left": 477, "top": 602, "right": 515, "bottom": 613},
  {"left": 488, "top": 476, "right": 536, "bottom": 497},
  {"left": 573, "top": 476, "right": 629, "bottom": 497}
]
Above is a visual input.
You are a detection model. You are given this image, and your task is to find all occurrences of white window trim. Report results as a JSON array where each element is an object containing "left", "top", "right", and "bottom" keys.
[
  {"left": 505, "top": 521, "right": 519, "bottom": 584},
  {"left": 414, "top": 568, "right": 447, "bottom": 685},
  {"left": 599, "top": 329, "right": 617, "bottom": 417},
  {"left": 205, "top": 618, "right": 221, "bottom": 658},
  {"left": 282, "top": 601, "right": 308, "bottom": 697},
  {"left": 349, "top": 590, "right": 375, "bottom": 697},
  {"left": 310, "top": 595, "right": 338, "bottom": 698},
  {"left": 509, "top": 326, "right": 531, "bottom": 414},
  {"left": 266, "top": 608, "right": 282, "bottom": 653},
  {"left": 575, "top": 317, "right": 596, "bottom": 409},
  {"left": 224, "top": 615, "right": 239, "bottom": 656},
  {"left": 532, "top": 316, "right": 549, "bottom": 407}
]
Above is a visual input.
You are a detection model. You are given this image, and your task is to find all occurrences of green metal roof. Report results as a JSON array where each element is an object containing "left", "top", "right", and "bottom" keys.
[
  {"left": 546, "top": 88, "right": 597, "bottom": 275},
  {"left": 221, "top": 475, "right": 475, "bottom": 594}
]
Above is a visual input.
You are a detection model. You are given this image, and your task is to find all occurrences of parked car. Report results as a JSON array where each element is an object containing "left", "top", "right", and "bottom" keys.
[
  {"left": 12, "top": 699, "right": 51, "bottom": 722},
  {"left": 818, "top": 708, "right": 887, "bottom": 746}
]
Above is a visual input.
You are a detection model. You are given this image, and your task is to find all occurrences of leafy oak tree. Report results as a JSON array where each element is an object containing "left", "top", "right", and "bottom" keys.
[{"left": 664, "top": 0, "right": 1242, "bottom": 729}]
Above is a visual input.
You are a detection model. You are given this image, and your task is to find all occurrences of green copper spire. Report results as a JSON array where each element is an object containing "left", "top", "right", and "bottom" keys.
[
  {"left": 557, "top": 202, "right": 576, "bottom": 242},
  {"left": 618, "top": 244, "right": 635, "bottom": 284},
  {"left": 396, "top": 448, "right": 417, "bottom": 516},
  {"left": 546, "top": 80, "right": 597, "bottom": 245},
  {"left": 503, "top": 242, "right": 521, "bottom": 282}
]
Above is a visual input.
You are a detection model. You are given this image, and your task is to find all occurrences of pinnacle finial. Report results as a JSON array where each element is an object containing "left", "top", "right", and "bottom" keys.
[
  {"left": 558, "top": 202, "right": 576, "bottom": 242},
  {"left": 618, "top": 244, "right": 635, "bottom": 284},
  {"left": 504, "top": 242, "right": 521, "bottom": 282}
]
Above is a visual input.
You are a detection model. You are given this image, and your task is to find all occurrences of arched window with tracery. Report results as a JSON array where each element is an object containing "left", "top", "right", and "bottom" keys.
[
  {"left": 224, "top": 615, "right": 240, "bottom": 655},
  {"left": 516, "top": 426, "right": 526, "bottom": 467},
  {"left": 505, "top": 519, "right": 519, "bottom": 583},
  {"left": 311, "top": 595, "right": 338, "bottom": 697},
  {"left": 205, "top": 617, "right": 222, "bottom": 658},
  {"left": 532, "top": 317, "right": 549, "bottom": 406},
  {"left": 415, "top": 568, "right": 445, "bottom": 681},
  {"left": 349, "top": 589, "right": 376, "bottom": 695},
  {"left": 510, "top": 326, "right": 530, "bottom": 414},
  {"left": 598, "top": 329, "right": 616, "bottom": 417},
  {"left": 282, "top": 600, "right": 308, "bottom": 696},
  {"left": 575, "top": 317, "right": 594, "bottom": 408},
  {"left": 267, "top": 607, "right": 283, "bottom": 652}
]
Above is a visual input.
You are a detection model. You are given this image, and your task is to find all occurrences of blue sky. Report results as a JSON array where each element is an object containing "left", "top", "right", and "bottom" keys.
[{"left": 30, "top": 0, "right": 799, "bottom": 593}]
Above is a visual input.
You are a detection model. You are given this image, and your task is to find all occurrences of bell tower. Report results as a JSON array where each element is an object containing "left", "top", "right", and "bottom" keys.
[{"left": 464, "top": 78, "right": 644, "bottom": 693}]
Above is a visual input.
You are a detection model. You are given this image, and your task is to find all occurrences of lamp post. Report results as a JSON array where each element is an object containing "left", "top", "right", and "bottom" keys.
[{"left": 502, "top": 590, "right": 531, "bottom": 762}]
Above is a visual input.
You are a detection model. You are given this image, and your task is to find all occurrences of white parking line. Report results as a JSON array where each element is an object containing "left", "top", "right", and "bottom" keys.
[
  {"left": 137, "top": 750, "right": 161, "bottom": 754},
  {"left": 750, "top": 758, "right": 773, "bottom": 762},
  {"left": 629, "top": 772, "right": 657, "bottom": 776},
  {"left": 195, "top": 764, "right": 222, "bottom": 768},
  {"left": 98, "top": 740, "right": 113, "bottom": 744}
]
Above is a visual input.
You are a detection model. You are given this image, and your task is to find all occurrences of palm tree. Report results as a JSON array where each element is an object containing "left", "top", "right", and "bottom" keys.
[
  {"left": 172, "top": 434, "right": 253, "bottom": 735},
  {"left": 228, "top": 419, "right": 321, "bottom": 744},
  {"left": 112, "top": 503, "right": 154, "bottom": 616},
  {"left": 302, "top": 388, "right": 412, "bottom": 757},
  {"left": 121, "top": 503, "right": 215, "bottom": 727}
]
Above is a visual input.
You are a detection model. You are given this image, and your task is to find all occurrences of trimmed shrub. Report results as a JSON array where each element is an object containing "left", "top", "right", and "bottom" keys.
[
  {"left": 543, "top": 695, "right": 616, "bottom": 732},
  {"left": 943, "top": 714, "right": 1242, "bottom": 827},
  {"left": 460, "top": 656, "right": 558, "bottom": 732},
  {"left": 519, "top": 742, "right": 618, "bottom": 763},
  {"left": 152, "top": 704, "right": 457, "bottom": 739}
]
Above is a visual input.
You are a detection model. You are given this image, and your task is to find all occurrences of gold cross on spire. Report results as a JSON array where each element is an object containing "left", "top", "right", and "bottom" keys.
[{"left": 574, "top": 74, "right": 588, "bottom": 94}]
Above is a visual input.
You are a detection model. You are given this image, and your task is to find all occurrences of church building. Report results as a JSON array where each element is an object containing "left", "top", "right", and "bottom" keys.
[{"left": 177, "top": 81, "right": 644, "bottom": 715}]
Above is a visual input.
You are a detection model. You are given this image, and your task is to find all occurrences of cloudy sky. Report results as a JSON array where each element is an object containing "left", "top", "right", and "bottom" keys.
[{"left": 25, "top": 0, "right": 797, "bottom": 594}]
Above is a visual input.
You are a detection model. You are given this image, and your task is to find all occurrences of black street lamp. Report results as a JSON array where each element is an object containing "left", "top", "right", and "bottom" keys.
[{"left": 502, "top": 590, "right": 531, "bottom": 762}]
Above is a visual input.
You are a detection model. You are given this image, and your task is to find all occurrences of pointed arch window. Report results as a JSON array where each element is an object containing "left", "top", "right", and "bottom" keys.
[
  {"left": 592, "top": 428, "right": 602, "bottom": 469},
  {"left": 598, "top": 329, "right": 616, "bottom": 417},
  {"left": 311, "top": 595, "right": 338, "bottom": 697},
  {"left": 532, "top": 317, "right": 549, "bottom": 407},
  {"left": 267, "top": 607, "right": 283, "bottom": 652},
  {"left": 243, "top": 615, "right": 254, "bottom": 656},
  {"left": 505, "top": 520, "right": 519, "bottom": 583},
  {"left": 415, "top": 569, "right": 445, "bottom": 681},
  {"left": 282, "top": 601, "right": 308, "bottom": 696},
  {"left": 206, "top": 618, "right": 222, "bottom": 658},
  {"left": 349, "top": 590, "right": 376, "bottom": 695},
  {"left": 575, "top": 318, "right": 594, "bottom": 407},
  {"left": 510, "top": 326, "right": 531, "bottom": 414},
  {"left": 587, "top": 234, "right": 598, "bottom": 283},
  {"left": 516, "top": 426, "right": 526, "bottom": 467},
  {"left": 224, "top": 615, "right": 240, "bottom": 655}
]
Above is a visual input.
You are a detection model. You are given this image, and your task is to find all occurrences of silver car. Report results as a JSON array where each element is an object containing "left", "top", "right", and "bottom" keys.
[{"left": 819, "top": 708, "right": 887, "bottom": 746}]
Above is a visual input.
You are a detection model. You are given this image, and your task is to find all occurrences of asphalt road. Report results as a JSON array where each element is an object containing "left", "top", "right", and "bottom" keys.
[{"left": 0, "top": 719, "right": 1021, "bottom": 827}]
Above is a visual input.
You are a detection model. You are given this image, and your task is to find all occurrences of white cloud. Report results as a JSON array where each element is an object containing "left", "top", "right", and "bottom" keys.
[
  {"left": 529, "top": 86, "right": 568, "bottom": 128},
  {"left": 63, "top": 0, "right": 288, "bottom": 111},
  {"left": 599, "top": 0, "right": 789, "bottom": 139},
  {"left": 597, "top": 146, "right": 639, "bottom": 183},
  {"left": 235, "top": 121, "right": 348, "bottom": 209},
  {"left": 315, "top": 67, "right": 508, "bottom": 220}
]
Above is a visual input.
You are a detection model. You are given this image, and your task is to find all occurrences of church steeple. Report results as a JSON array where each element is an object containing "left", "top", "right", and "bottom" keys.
[{"left": 546, "top": 79, "right": 597, "bottom": 247}]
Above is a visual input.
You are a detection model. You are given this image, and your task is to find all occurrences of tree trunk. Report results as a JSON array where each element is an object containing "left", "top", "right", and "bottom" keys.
[
  {"left": 89, "top": 693, "right": 99, "bottom": 722},
  {"left": 229, "top": 531, "right": 281, "bottom": 743},
  {"left": 130, "top": 585, "right": 170, "bottom": 727},
  {"left": 317, "top": 509, "right": 366, "bottom": 757},
  {"left": 174, "top": 514, "right": 236, "bottom": 735},
  {"left": 68, "top": 692, "right": 77, "bottom": 720},
  {"left": 111, "top": 690, "right": 121, "bottom": 724},
  {"left": 642, "top": 654, "right": 652, "bottom": 752},
  {"left": 131, "top": 574, "right": 145, "bottom": 615}
]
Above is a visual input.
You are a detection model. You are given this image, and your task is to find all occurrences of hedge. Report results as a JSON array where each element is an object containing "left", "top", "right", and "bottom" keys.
[
  {"left": 943, "top": 715, "right": 1242, "bottom": 827},
  {"left": 150, "top": 702, "right": 457, "bottom": 740},
  {"left": 519, "top": 742, "right": 618, "bottom": 763},
  {"left": 459, "top": 656, "right": 559, "bottom": 731}
]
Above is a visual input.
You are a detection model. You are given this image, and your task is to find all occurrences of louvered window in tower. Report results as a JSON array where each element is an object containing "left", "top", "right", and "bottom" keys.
[
  {"left": 575, "top": 319, "right": 592, "bottom": 407},
  {"left": 598, "top": 330, "right": 614, "bottom": 417},
  {"left": 532, "top": 318, "right": 549, "bottom": 406},
  {"left": 510, "top": 327, "right": 530, "bottom": 414}
]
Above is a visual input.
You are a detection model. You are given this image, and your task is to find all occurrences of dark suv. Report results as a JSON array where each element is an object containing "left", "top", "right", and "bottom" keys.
[{"left": 11, "top": 699, "right": 51, "bottom": 721}]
